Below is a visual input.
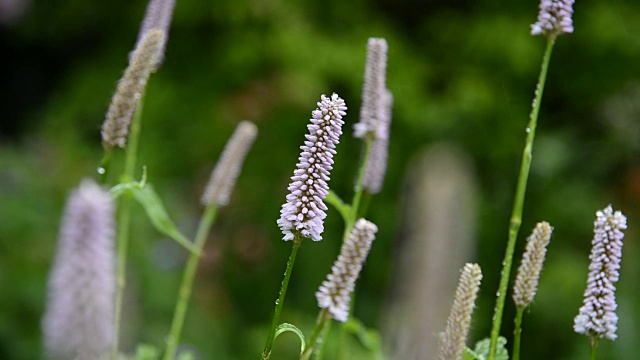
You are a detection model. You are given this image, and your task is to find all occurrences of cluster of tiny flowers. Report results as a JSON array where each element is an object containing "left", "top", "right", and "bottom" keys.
[
  {"left": 513, "top": 221, "right": 553, "bottom": 308},
  {"left": 101, "top": 29, "right": 166, "bottom": 150},
  {"left": 42, "top": 179, "right": 115, "bottom": 360},
  {"left": 134, "top": 0, "right": 175, "bottom": 66},
  {"left": 316, "top": 219, "right": 378, "bottom": 322},
  {"left": 354, "top": 38, "right": 388, "bottom": 139},
  {"left": 277, "top": 93, "right": 347, "bottom": 241},
  {"left": 362, "top": 89, "right": 393, "bottom": 194},
  {"left": 437, "top": 263, "right": 483, "bottom": 360},
  {"left": 574, "top": 205, "right": 626, "bottom": 341},
  {"left": 531, "top": 0, "right": 575, "bottom": 36},
  {"left": 201, "top": 121, "right": 258, "bottom": 207}
]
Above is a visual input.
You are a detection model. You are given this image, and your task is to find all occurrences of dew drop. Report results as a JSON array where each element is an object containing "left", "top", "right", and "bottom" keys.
[
  {"left": 496, "top": 291, "right": 501, "bottom": 297},
  {"left": 525, "top": 127, "right": 531, "bottom": 133},
  {"left": 275, "top": 299, "right": 280, "bottom": 305},
  {"left": 97, "top": 167, "right": 106, "bottom": 175}
]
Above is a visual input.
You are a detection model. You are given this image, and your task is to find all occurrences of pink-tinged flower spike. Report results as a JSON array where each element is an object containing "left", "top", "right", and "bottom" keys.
[
  {"left": 201, "top": 121, "right": 258, "bottom": 207},
  {"left": 277, "top": 93, "right": 347, "bottom": 241},
  {"left": 316, "top": 219, "right": 378, "bottom": 322},
  {"left": 362, "top": 89, "right": 393, "bottom": 194},
  {"left": 513, "top": 221, "right": 553, "bottom": 309},
  {"left": 437, "top": 263, "right": 483, "bottom": 360},
  {"left": 42, "top": 179, "right": 116, "bottom": 360},
  {"left": 354, "top": 38, "right": 388, "bottom": 140},
  {"left": 531, "top": 0, "right": 575, "bottom": 37},
  {"left": 101, "top": 29, "right": 165, "bottom": 150},
  {"left": 574, "top": 205, "right": 626, "bottom": 341},
  {"left": 134, "top": 0, "right": 176, "bottom": 66}
]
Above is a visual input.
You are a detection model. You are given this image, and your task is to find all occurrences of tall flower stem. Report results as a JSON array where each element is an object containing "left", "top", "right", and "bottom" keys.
[
  {"left": 300, "top": 309, "right": 331, "bottom": 360},
  {"left": 163, "top": 205, "right": 217, "bottom": 360},
  {"left": 589, "top": 338, "right": 598, "bottom": 360},
  {"left": 341, "top": 138, "right": 373, "bottom": 243},
  {"left": 262, "top": 236, "right": 302, "bottom": 360},
  {"left": 512, "top": 308, "right": 525, "bottom": 360},
  {"left": 487, "top": 35, "right": 556, "bottom": 359},
  {"left": 112, "top": 97, "right": 146, "bottom": 360}
]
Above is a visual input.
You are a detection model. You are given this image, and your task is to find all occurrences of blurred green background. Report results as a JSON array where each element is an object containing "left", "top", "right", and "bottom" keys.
[{"left": 1, "top": 0, "right": 640, "bottom": 359}]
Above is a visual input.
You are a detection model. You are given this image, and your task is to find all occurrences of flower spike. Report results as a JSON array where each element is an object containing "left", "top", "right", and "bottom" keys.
[
  {"left": 531, "top": 0, "right": 575, "bottom": 37},
  {"left": 513, "top": 221, "right": 553, "bottom": 309},
  {"left": 201, "top": 121, "right": 258, "bottom": 207},
  {"left": 574, "top": 205, "right": 626, "bottom": 341},
  {"left": 315, "top": 219, "right": 378, "bottom": 322},
  {"left": 42, "top": 179, "right": 116, "bottom": 359},
  {"left": 277, "top": 93, "right": 347, "bottom": 241}
]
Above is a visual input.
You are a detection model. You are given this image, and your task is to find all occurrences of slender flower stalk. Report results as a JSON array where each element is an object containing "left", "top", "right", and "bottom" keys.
[
  {"left": 277, "top": 93, "right": 348, "bottom": 242},
  {"left": 163, "top": 206, "right": 218, "bottom": 360},
  {"left": 487, "top": 0, "right": 573, "bottom": 352},
  {"left": 362, "top": 89, "right": 393, "bottom": 194},
  {"left": 512, "top": 221, "right": 553, "bottom": 360},
  {"left": 354, "top": 38, "right": 388, "bottom": 140},
  {"left": 42, "top": 179, "right": 115, "bottom": 360},
  {"left": 437, "top": 263, "right": 483, "bottom": 360},
  {"left": 164, "top": 122, "right": 257, "bottom": 359},
  {"left": 135, "top": 0, "right": 175, "bottom": 66},
  {"left": 101, "top": 28, "right": 165, "bottom": 150},
  {"left": 201, "top": 121, "right": 258, "bottom": 207},
  {"left": 264, "top": 93, "right": 347, "bottom": 359},
  {"left": 574, "top": 205, "right": 626, "bottom": 355}
]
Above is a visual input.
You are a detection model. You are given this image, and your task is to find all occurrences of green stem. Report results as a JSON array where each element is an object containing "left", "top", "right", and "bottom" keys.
[
  {"left": 335, "top": 137, "right": 373, "bottom": 359},
  {"left": 314, "top": 318, "right": 332, "bottom": 360},
  {"left": 487, "top": 36, "right": 556, "bottom": 360},
  {"left": 351, "top": 137, "right": 373, "bottom": 225},
  {"left": 111, "top": 99, "right": 146, "bottom": 360},
  {"left": 589, "top": 337, "right": 599, "bottom": 360},
  {"left": 163, "top": 205, "right": 218, "bottom": 360},
  {"left": 99, "top": 150, "right": 112, "bottom": 185},
  {"left": 300, "top": 309, "right": 331, "bottom": 360},
  {"left": 262, "top": 236, "right": 303, "bottom": 359},
  {"left": 512, "top": 308, "right": 525, "bottom": 360}
]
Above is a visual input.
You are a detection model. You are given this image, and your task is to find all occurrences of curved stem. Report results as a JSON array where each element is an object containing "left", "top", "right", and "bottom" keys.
[
  {"left": 512, "top": 308, "right": 524, "bottom": 360},
  {"left": 163, "top": 205, "right": 218, "bottom": 360},
  {"left": 112, "top": 98, "right": 145, "bottom": 360},
  {"left": 487, "top": 36, "right": 556, "bottom": 359},
  {"left": 300, "top": 309, "right": 331, "bottom": 360},
  {"left": 262, "top": 236, "right": 302, "bottom": 359}
]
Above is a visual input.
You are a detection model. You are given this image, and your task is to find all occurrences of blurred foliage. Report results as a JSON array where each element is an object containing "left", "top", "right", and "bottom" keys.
[{"left": 1, "top": 0, "right": 640, "bottom": 359}]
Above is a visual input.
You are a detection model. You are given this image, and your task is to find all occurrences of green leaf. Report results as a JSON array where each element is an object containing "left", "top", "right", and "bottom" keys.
[
  {"left": 274, "top": 323, "right": 306, "bottom": 355},
  {"left": 463, "top": 347, "right": 479, "bottom": 360},
  {"left": 469, "top": 337, "right": 509, "bottom": 360},
  {"left": 325, "top": 190, "right": 352, "bottom": 223},
  {"left": 129, "top": 184, "right": 201, "bottom": 256}
]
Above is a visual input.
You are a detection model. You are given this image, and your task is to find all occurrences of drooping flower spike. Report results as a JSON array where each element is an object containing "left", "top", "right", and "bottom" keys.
[
  {"left": 574, "top": 205, "right": 626, "bottom": 342},
  {"left": 277, "top": 93, "right": 347, "bottom": 241}
]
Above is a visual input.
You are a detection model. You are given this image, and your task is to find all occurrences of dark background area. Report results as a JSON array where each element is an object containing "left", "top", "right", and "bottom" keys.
[{"left": 1, "top": 0, "right": 640, "bottom": 359}]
